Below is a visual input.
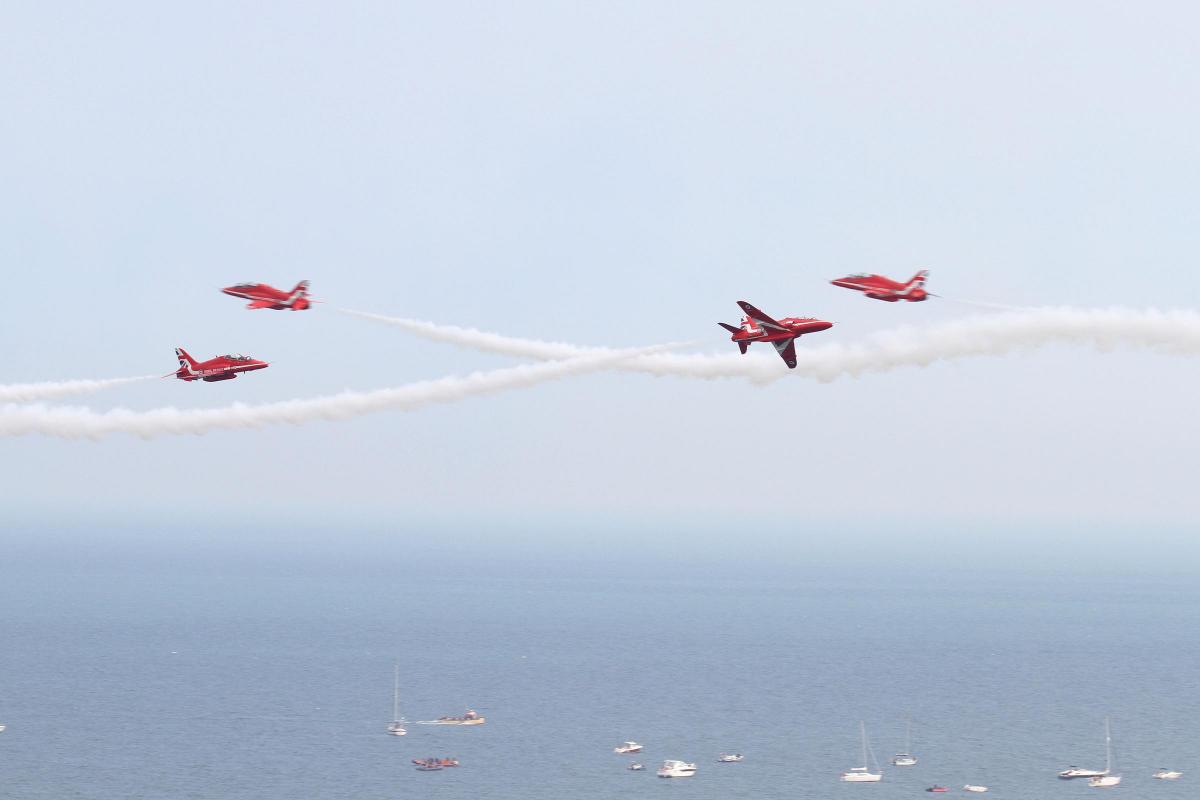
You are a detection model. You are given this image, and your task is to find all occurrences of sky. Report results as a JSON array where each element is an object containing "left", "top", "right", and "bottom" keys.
[{"left": 3, "top": 2, "right": 1200, "bottom": 553}]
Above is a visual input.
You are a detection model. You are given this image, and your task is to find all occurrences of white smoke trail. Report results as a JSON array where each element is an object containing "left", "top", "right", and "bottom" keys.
[
  {"left": 0, "top": 345, "right": 674, "bottom": 441},
  {"left": 341, "top": 307, "right": 1200, "bottom": 385},
  {"left": 0, "top": 375, "right": 155, "bottom": 403}
]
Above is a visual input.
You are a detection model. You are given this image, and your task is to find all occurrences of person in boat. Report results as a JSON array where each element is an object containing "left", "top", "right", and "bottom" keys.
[{"left": 464, "top": 709, "right": 478, "bottom": 720}]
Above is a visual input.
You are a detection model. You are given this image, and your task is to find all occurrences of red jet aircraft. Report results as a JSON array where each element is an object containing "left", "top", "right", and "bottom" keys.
[
  {"left": 719, "top": 301, "right": 833, "bottom": 368},
  {"left": 830, "top": 270, "right": 929, "bottom": 302},
  {"left": 168, "top": 348, "right": 269, "bottom": 382},
  {"left": 221, "top": 280, "right": 312, "bottom": 310}
]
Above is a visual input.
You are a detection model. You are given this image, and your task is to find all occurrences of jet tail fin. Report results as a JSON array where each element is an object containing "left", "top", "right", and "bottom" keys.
[
  {"left": 175, "top": 347, "right": 198, "bottom": 377},
  {"left": 908, "top": 270, "right": 929, "bottom": 288}
]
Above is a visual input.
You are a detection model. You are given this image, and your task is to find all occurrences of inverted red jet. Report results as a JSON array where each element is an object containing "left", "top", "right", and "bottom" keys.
[
  {"left": 831, "top": 270, "right": 929, "bottom": 302},
  {"left": 719, "top": 301, "right": 833, "bottom": 368},
  {"left": 169, "top": 348, "right": 269, "bottom": 382},
  {"left": 221, "top": 280, "right": 312, "bottom": 310}
]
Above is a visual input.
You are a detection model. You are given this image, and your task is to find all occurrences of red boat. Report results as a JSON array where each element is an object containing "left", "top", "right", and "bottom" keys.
[{"left": 926, "top": 786, "right": 949, "bottom": 793}]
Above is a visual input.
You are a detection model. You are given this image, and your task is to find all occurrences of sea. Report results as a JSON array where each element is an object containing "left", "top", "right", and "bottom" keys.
[{"left": 1, "top": 526, "right": 1198, "bottom": 800}]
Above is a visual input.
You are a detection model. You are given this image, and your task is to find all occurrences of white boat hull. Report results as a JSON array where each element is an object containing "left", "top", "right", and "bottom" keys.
[
  {"left": 1153, "top": 771, "right": 1182, "bottom": 780},
  {"left": 1089, "top": 776, "right": 1121, "bottom": 787},
  {"left": 657, "top": 761, "right": 697, "bottom": 778},
  {"left": 841, "top": 772, "right": 883, "bottom": 782}
]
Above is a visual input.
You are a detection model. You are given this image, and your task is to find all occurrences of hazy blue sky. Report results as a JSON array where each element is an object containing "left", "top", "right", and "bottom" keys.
[{"left": 3, "top": 2, "right": 1200, "bottom": 543}]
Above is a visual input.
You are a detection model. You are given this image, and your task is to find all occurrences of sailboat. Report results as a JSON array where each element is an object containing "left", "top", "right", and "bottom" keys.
[
  {"left": 387, "top": 664, "right": 407, "bottom": 736},
  {"left": 892, "top": 718, "right": 917, "bottom": 766},
  {"left": 1088, "top": 717, "right": 1120, "bottom": 787},
  {"left": 841, "top": 721, "right": 883, "bottom": 782}
]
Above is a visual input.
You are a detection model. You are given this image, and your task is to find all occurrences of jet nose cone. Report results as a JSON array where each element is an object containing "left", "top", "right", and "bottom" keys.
[{"left": 818, "top": 320, "right": 834, "bottom": 331}]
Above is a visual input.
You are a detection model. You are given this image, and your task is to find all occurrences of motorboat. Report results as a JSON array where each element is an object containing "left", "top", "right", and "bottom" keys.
[
  {"left": 1153, "top": 769, "right": 1183, "bottom": 780},
  {"left": 628, "top": 762, "right": 645, "bottom": 771},
  {"left": 840, "top": 721, "right": 883, "bottom": 782},
  {"left": 1060, "top": 766, "right": 1107, "bottom": 779},
  {"left": 717, "top": 753, "right": 744, "bottom": 762},
  {"left": 418, "top": 709, "right": 485, "bottom": 725},
  {"left": 963, "top": 786, "right": 988, "bottom": 793},
  {"left": 657, "top": 760, "right": 697, "bottom": 778},
  {"left": 413, "top": 758, "right": 458, "bottom": 769},
  {"left": 386, "top": 664, "right": 407, "bottom": 736},
  {"left": 414, "top": 759, "right": 443, "bottom": 771},
  {"left": 925, "top": 787, "right": 949, "bottom": 793},
  {"left": 1087, "top": 717, "right": 1121, "bottom": 787},
  {"left": 614, "top": 741, "right": 643, "bottom": 754}
]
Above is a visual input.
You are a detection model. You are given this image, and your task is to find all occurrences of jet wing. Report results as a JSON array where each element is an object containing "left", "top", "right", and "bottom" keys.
[
  {"left": 737, "top": 301, "right": 787, "bottom": 331},
  {"left": 772, "top": 338, "right": 798, "bottom": 368},
  {"left": 246, "top": 299, "right": 275, "bottom": 309}
]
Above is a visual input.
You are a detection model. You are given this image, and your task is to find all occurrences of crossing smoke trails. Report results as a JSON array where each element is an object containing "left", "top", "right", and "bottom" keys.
[
  {"left": 0, "top": 376, "right": 154, "bottom": 403},
  {"left": 341, "top": 307, "right": 1200, "bottom": 384},
  {"left": 0, "top": 345, "right": 673, "bottom": 441}
]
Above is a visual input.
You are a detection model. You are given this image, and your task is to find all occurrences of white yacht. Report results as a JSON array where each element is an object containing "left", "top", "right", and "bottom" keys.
[
  {"left": 614, "top": 741, "right": 643, "bottom": 754},
  {"left": 963, "top": 785, "right": 988, "bottom": 793},
  {"left": 892, "top": 719, "right": 917, "bottom": 766},
  {"left": 657, "top": 760, "right": 697, "bottom": 778},
  {"left": 841, "top": 721, "right": 883, "bottom": 782},
  {"left": 717, "top": 753, "right": 744, "bottom": 762},
  {"left": 1087, "top": 717, "right": 1121, "bottom": 788},
  {"left": 1153, "top": 769, "right": 1183, "bottom": 780},
  {"left": 1060, "top": 766, "right": 1107, "bottom": 779},
  {"left": 387, "top": 664, "right": 406, "bottom": 736}
]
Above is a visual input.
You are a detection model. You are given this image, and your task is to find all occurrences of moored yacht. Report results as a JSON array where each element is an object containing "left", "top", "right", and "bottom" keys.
[
  {"left": 387, "top": 664, "right": 406, "bottom": 736},
  {"left": 1060, "top": 766, "right": 1107, "bottom": 779},
  {"left": 614, "top": 741, "right": 643, "bottom": 754},
  {"left": 963, "top": 786, "right": 988, "bottom": 793},
  {"left": 717, "top": 753, "right": 744, "bottom": 762},
  {"left": 657, "top": 760, "right": 697, "bottom": 778},
  {"left": 892, "top": 719, "right": 917, "bottom": 766},
  {"left": 841, "top": 721, "right": 883, "bottom": 782},
  {"left": 1153, "top": 769, "right": 1183, "bottom": 780},
  {"left": 1087, "top": 717, "right": 1121, "bottom": 787}
]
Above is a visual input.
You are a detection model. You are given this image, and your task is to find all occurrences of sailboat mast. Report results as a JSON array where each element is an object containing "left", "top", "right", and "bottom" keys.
[
  {"left": 392, "top": 664, "right": 400, "bottom": 721},
  {"left": 1104, "top": 716, "right": 1112, "bottom": 774},
  {"left": 860, "top": 721, "right": 868, "bottom": 768}
]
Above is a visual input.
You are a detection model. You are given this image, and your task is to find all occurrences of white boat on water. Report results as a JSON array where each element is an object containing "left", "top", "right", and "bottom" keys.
[
  {"left": 717, "top": 753, "right": 744, "bottom": 762},
  {"left": 841, "top": 721, "right": 883, "bottom": 782},
  {"left": 892, "top": 719, "right": 917, "bottom": 766},
  {"left": 387, "top": 664, "right": 406, "bottom": 736},
  {"left": 1060, "top": 766, "right": 1107, "bottom": 779},
  {"left": 657, "top": 760, "right": 697, "bottom": 778},
  {"left": 614, "top": 741, "right": 643, "bottom": 754},
  {"left": 1153, "top": 769, "right": 1183, "bottom": 780},
  {"left": 1088, "top": 717, "right": 1121, "bottom": 788},
  {"left": 628, "top": 762, "right": 645, "bottom": 771},
  {"left": 963, "top": 785, "right": 988, "bottom": 793}
]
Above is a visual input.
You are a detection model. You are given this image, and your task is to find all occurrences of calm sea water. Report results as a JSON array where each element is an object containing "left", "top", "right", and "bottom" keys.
[{"left": 1, "top": 537, "right": 1197, "bottom": 800}]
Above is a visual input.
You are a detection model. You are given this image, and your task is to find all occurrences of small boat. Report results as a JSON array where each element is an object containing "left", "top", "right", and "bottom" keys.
[
  {"left": 841, "top": 721, "right": 883, "bottom": 782},
  {"left": 1153, "top": 769, "right": 1183, "bottom": 780},
  {"left": 412, "top": 757, "right": 458, "bottom": 769},
  {"left": 418, "top": 709, "right": 485, "bottom": 725},
  {"left": 717, "top": 753, "right": 744, "bottom": 762},
  {"left": 628, "top": 762, "right": 645, "bottom": 771},
  {"left": 1060, "top": 766, "right": 1107, "bottom": 779},
  {"left": 893, "top": 719, "right": 918, "bottom": 766},
  {"left": 414, "top": 759, "right": 444, "bottom": 771},
  {"left": 0, "top": 725, "right": 6, "bottom": 733},
  {"left": 1087, "top": 718, "right": 1121, "bottom": 787},
  {"left": 657, "top": 760, "right": 697, "bottom": 778},
  {"left": 614, "top": 741, "right": 643, "bottom": 754},
  {"left": 387, "top": 664, "right": 406, "bottom": 736},
  {"left": 925, "top": 787, "right": 949, "bottom": 793},
  {"left": 963, "top": 786, "right": 988, "bottom": 793}
]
